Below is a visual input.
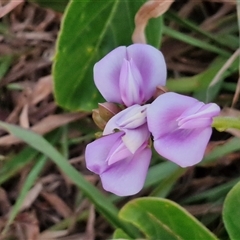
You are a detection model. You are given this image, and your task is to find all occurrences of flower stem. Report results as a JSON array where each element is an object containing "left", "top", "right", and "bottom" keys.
[{"left": 212, "top": 116, "right": 240, "bottom": 131}]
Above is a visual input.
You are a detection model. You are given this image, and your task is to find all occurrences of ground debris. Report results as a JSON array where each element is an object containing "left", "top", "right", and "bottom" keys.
[{"left": 0, "top": 0, "right": 239, "bottom": 239}]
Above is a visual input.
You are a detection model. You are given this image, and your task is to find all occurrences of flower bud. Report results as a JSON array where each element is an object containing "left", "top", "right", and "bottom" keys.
[
  {"left": 92, "top": 109, "right": 107, "bottom": 130},
  {"left": 153, "top": 85, "right": 168, "bottom": 100},
  {"left": 98, "top": 102, "right": 122, "bottom": 122}
]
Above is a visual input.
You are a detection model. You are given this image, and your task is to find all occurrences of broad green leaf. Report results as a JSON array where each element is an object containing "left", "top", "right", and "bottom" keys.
[
  {"left": 113, "top": 228, "right": 131, "bottom": 239},
  {"left": 223, "top": 181, "right": 240, "bottom": 240},
  {"left": 53, "top": 0, "right": 163, "bottom": 111},
  {"left": 146, "top": 17, "right": 163, "bottom": 48},
  {"left": 0, "top": 121, "right": 138, "bottom": 238},
  {"left": 53, "top": 0, "right": 113, "bottom": 111},
  {"left": 117, "top": 197, "right": 218, "bottom": 240}
]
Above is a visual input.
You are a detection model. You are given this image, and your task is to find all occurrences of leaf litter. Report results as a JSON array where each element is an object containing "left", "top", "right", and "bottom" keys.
[{"left": 0, "top": 1, "right": 239, "bottom": 239}]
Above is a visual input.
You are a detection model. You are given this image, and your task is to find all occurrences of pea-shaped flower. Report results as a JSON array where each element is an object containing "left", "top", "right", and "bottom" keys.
[
  {"left": 147, "top": 92, "right": 220, "bottom": 167},
  {"left": 85, "top": 104, "right": 151, "bottom": 196},
  {"left": 94, "top": 44, "right": 166, "bottom": 106}
]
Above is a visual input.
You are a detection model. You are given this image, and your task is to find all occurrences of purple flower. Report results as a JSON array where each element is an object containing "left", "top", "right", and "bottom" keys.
[
  {"left": 85, "top": 104, "right": 151, "bottom": 196},
  {"left": 147, "top": 92, "right": 220, "bottom": 167},
  {"left": 94, "top": 44, "right": 166, "bottom": 106}
]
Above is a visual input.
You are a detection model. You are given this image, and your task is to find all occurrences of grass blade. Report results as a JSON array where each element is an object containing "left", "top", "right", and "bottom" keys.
[
  {"left": 0, "top": 121, "right": 138, "bottom": 238},
  {"left": 163, "top": 26, "right": 231, "bottom": 58},
  {"left": 3, "top": 155, "right": 47, "bottom": 235}
]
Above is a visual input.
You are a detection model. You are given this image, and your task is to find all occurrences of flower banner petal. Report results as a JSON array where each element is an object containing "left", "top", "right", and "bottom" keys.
[
  {"left": 94, "top": 46, "right": 126, "bottom": 104},
  {"left": 126, "top": 44, "right": 167, "bottom": 102},
  {"left": 119, "top": 58, "right": 144, "bottom": 106},
  {"left": 94, "top": 44, "right": 166, "bottom": 106}
]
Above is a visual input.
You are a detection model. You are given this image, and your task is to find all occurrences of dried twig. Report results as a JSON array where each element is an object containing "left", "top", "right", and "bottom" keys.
[
  {"left": 0, "top": 0, "right": 24, "bottom": 18},
  {"left": 0, "top": 112, "right": 88, "bottom": 146},
  {"left": 132, "top": 0, "right": 174, "bottom": 44},
  {"left": 207, "top": 48, "right": 240, "bottom": 102}
]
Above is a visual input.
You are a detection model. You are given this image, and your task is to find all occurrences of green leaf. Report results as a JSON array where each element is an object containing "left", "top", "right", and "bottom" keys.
[
  {"left": 0, "top": 55, "right": 13, "bottom": 81},
  {"left": 145, "top": 161, "right": 180, "bottom": 188},
  {"left": 0, "top": 121, "right": 138, "bottom": 238},
  {"left": 223, "top": 181, "right": 240, "bottom": 240},
  {"left": 201, "top": 137, "right": 240, "bottom": 166},
  {"left": 166, "top": 11, "right": 236, "bottom": 51},
  {"left": 3, "top": 155, "right": 47, "bottom": 235},
  {"left": 167, "top": 56, "right": 238, "bottom": 102},
  {"left": 53, "top": 0, "right": 113, "bottom": 111},
  {"left": 117, "top": 197, "right": 218, "bottom": 240},
  {"left": 163, "top": 26, "right": 231, "bottom": 58},
  {"left": 0, "top": 131, "right": 60, "bottom": 185},
  {"left": 181, "top": 177, "right": 240, "bottom": 205},
  {"left": 0, "top": 147, "right": 38, "bottom": 184},
  {"left": 146, "top": 16, "right": 163, "bottom": 48},
  {"left": 53, "top": 0, "right": 163, "bottom": 111},
  {"left": 113, "top": 228, "right": 131, "bottom": 239},
  {"left": 167, "top": 58, "right": 228, "bottom": 94},
  {"left": 150, "top": 167, "right": 184, "bottom": 198},
  {"left": 29, "top": 0, "right": 69, "bottom": 12}
]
